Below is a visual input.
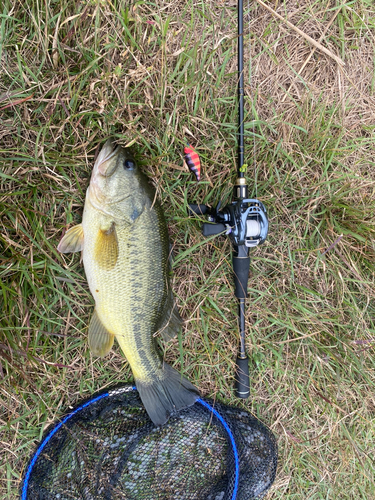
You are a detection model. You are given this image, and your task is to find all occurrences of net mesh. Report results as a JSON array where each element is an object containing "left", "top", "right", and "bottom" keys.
[{"left": 22, "top": 386, "right": 277, "bottom": 500}]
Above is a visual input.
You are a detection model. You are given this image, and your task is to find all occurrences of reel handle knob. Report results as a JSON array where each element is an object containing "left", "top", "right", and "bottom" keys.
[
  {"left": 188, "top": 204, "right": 210, "bottom": 216},
  {"left": 202, "top": 223, "right": 226, "bottom": 237},
  {"left": 235, "top": 356, "right": 250, "bottom": 398}
]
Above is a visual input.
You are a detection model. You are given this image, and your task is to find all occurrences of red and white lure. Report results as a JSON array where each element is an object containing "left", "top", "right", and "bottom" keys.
[{"left": 184, "top": 145, "right": 201, "bottom": 182}]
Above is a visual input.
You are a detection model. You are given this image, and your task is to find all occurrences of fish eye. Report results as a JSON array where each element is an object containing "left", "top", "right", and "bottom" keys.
[{"left": 123, "top": 159, "right": 135, "bottom": 171}]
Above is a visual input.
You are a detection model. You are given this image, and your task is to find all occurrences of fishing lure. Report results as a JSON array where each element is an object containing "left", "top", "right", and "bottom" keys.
[{"left": 184, "top": 145, "right": 201, "bottom": 182}]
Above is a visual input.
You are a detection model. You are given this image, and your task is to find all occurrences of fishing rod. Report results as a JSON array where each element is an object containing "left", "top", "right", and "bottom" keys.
[{"left": 188, "top": 0, "right": 268, "bottom": 398}]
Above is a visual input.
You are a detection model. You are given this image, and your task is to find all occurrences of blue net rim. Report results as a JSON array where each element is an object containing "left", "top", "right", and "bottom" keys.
[{"left": 21, "top": 385, "right": 240, "bottom": 500}]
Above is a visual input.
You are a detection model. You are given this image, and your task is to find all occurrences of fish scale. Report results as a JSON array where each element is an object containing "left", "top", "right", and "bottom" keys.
[{"left": 83, "top": 195, "right": 167, "bottom": 381}]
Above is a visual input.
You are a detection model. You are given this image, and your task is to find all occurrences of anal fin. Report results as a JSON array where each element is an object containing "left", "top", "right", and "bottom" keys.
[
  {"left": 156, "top": 289, "right": 183, "bottom": 342},
  {"left": 88, "top": 309, "right": 114, "bottom": 357}
]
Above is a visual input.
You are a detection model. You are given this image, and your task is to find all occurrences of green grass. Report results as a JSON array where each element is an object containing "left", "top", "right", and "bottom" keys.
[{"left": 1, "top": 0, "right": 375, "bottom": 498}]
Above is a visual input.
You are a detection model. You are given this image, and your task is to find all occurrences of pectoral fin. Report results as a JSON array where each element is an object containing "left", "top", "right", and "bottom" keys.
[
  {"left": 57, "top": 224, "right": 84, "bottom": 253},
  {"left": 88, "top": 309, "right": 114, "bottom": 357},
  {"left": 94, "top": 223, "right": 118, "bottom": 271}
]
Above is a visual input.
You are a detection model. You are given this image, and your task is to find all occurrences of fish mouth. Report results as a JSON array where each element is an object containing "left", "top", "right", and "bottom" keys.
[
  {"left": 95, "top": 139, "right": 120, "bottom": 177},
  {"left": 89, "top": 139, "right": 134, "bottom": 211}
]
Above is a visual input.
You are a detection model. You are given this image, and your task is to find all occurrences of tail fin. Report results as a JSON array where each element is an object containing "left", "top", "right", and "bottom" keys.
[{"left": 136, "top": 363, "right": 200, "bottom": 426}]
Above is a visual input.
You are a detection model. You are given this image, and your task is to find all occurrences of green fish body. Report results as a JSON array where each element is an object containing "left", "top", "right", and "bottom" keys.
[{"left": 58, "top": 139, "right": 199, "bottom": 425}]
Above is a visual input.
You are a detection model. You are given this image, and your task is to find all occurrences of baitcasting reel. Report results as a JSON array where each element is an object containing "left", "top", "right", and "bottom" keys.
[{"left": 189, "top": 195, "right": 268, "bottom": 249}]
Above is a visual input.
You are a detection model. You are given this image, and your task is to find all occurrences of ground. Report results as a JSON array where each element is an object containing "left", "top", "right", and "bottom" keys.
[{"left": 1, "top": 0, "right": 375, "bottom": 498}]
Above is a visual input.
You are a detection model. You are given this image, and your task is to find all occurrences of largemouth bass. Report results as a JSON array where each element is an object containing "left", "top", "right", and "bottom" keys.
[{"left": 58, "top": 139, "right": 199, "bottom": 425}]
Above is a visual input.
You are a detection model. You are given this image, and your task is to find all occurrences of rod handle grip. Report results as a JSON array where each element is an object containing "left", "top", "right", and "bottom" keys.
[
  {"left": 235, "top": 356, "right": 250, "bottom": 399},
  {"left": 233, "top": 254, "right": 250, "bottom": 299}
]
